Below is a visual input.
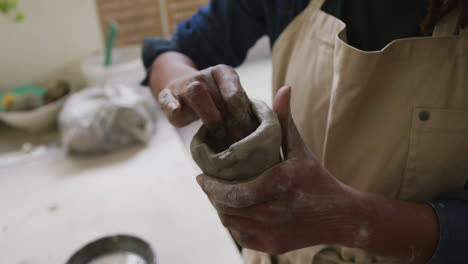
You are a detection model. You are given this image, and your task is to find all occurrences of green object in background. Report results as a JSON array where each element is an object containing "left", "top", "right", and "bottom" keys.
[
  {"left": 0, "top": 0, "right": 12, "bottom": 14},
  {"left": 15, "top": 11, "right": 23, "bottom": 21},
  {"left": 0, "top": 84, "right": 47, "bottom": 111},
  {"left": 8, "top": 0, "right": 17, "bottom": 9},
  {"left": 105, "top": 20, "right": 118, "bottom": 67},
  {"left": 0, "top": 0, "right": 24, "bottom": 22}
]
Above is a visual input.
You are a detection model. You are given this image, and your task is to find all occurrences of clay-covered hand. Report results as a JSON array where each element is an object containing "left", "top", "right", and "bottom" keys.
[
  {"left": 157, "top": 64, "right": 258, "bottom": 141},
  {"left": 197, "top": 86, "right": 361, "bottom": 254}
]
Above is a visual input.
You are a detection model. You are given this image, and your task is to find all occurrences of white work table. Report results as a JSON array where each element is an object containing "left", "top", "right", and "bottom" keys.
[
  {"left": 0, "top": 106, "right": 243, "bottom": 263},
  {"left": 0, "top": 56, "right": 272, "bottom": 264}
]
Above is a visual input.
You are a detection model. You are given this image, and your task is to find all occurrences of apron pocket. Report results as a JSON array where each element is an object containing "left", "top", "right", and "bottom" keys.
[{"left": 399, "top": 107, "right": 468, "bottom": 201}]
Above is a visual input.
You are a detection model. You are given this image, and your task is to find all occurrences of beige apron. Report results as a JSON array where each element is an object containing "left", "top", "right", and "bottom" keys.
[{"left": 243, "top": 0, "right": 468, "bottom": 263}]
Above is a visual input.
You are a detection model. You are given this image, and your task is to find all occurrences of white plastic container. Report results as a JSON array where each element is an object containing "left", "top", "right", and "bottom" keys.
[
  {"left": 81, "top": 46, "right": 143, "bottom": 87},
  {"left": 0, "top": 61, "right": 84, "bottom": 134},
  {"left": 0, "top": 97, "right": 67, "bottom": 133}
]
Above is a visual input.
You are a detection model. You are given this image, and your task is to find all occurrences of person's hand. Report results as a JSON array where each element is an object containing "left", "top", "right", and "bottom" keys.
[
  {"left": 422, "top": 0, "right": 468, "bottom": 33},
  {"left": 197, "top": 86, "right": 362, "bottom": 254},
  {"left": 157, "top": 64, "right": 258, "bottom": 141}
]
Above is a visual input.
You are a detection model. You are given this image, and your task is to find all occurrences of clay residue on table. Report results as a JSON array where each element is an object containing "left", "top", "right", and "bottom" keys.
[{"left": 48, "top": 203, "right": 60, "bottom": 213}]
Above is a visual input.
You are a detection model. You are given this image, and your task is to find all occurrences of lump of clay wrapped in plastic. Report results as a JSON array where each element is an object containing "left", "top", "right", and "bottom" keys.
[
  {"left": 59, "top": 84, "right": 158, "bottom": 154},
  {"left": 190, "top": 99, "right": 282, "bottom": 181}
]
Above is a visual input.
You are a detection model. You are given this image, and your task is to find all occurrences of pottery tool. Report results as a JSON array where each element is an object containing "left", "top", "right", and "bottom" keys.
[{"left": 104, "top": 20, "right": 118, "bottom": 67}]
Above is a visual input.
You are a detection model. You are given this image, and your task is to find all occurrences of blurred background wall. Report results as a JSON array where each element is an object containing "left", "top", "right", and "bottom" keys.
[
  {"left": 0, "top": 0, "right": 103, "bottom": 91},
  {"left": 0, "top": 0, "right": 269, "bottom": 92}
]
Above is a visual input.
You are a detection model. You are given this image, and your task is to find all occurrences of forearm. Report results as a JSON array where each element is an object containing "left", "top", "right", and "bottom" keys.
[
  {"left": 149, "top": 51, "right": 198, "bottom": 98},
  {"left": 345, "top": 190, "right": 439, "bottom": 263}
]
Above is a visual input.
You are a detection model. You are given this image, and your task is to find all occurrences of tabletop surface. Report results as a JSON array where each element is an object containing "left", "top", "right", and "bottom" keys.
[
  {"left": 0, "top": 57, "right": 272, "bottom": 264},
  {"left": 0, "top": 106, "right": 243, "bottom": 264}
]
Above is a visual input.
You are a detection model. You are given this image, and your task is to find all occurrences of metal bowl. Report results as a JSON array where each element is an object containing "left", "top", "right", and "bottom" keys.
[{"left": 66, "top": 234, "right": 156, "bottom": 264}]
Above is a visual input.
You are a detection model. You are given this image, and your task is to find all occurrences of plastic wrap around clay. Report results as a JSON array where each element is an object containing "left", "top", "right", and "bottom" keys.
[{"left": 190, "top": 99, "right": 282, "bottom": 181}]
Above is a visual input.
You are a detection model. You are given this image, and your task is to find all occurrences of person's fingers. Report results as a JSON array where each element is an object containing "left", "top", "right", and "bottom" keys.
[
  {"left": 197, "top": 168, "right": 291, "bottom": 208},
  {"left": 158, "top": 88, "right": 196, "bottom": 127},
  {"left": 198, "top": 68, "right": 229, "bottom": 116},
  {"left": 212, "top": 197, "right": 287, "bottom": 223},
  {"left": 441, "top": 0, "right": 457, "bottom": 17},
  {"left": 182, "top": 81, "right": 226, "bottom": 138},
  {"left": 212, "top": 65, "right": 258, "bottom": 141},
  {"left": 231, "top": 230, "right": 281, "bottom": 254},
  {"left": 218, "top": 213, "right": 269, "bottom": 236},
  {"left": 158, "top": 88, "right": 180, "bottom": 114},
  {"left": 230, "top": 230, "right": 268, "bottom": 251},
  {"left": 273, "top": 86, "right": 309, "bottom": 159}
]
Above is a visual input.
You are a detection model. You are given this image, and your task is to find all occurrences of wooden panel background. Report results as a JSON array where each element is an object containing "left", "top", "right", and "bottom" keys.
[
  {"left": 96, "top": 0, "right": 163, "bottom": 47},
  {"left": 163, "top": 0, "right": 210, "bottom": 34},
  {"left": 95, "top": 0, "right": 209, "bottom": 46}
]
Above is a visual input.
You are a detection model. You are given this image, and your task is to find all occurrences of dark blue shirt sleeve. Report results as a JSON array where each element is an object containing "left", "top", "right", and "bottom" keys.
[
  {"left": 426, "top": 189, "right": 468, "bottom": 264},
  {"left": 141, "top": 0, "right": 267, "bottom": 86}
]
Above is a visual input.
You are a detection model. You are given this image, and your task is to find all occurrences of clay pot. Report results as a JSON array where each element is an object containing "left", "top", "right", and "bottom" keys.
[{"left": 191, "top": 99, "right": 282, "bottom": 181}]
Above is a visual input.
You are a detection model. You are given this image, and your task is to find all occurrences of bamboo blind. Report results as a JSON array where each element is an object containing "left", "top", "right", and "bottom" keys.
[
  {"left": 163, "top": 0, "right": 210, "bottom": 35},
  {"left": 96, "top": 0, "right": 163, "bottom": 47},
  {"left": 95, "top": 0, "right": 209, "bottom": 45}
]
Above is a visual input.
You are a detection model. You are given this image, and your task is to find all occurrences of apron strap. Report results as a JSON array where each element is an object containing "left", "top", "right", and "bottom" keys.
[{"left": 433, "top": 9, "right": 468, "bottom": 37}]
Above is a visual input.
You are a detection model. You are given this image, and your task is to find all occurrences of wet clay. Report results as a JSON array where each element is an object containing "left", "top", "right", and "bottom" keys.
[{"left": 190, "top": 99, "right": 282, "bottom": 181}]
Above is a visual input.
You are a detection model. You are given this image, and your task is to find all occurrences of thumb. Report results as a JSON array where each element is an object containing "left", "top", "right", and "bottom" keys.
[{"left": 273, "top": 86, "right": 308, "bottom": 159}]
